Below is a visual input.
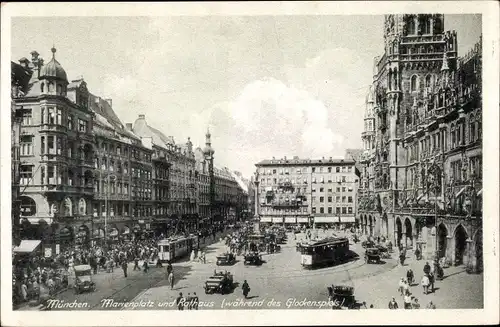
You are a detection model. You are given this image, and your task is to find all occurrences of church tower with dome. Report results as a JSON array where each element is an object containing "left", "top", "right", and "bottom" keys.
[{"left": 203, "top": 128, "right": 215, "bottom": 225}]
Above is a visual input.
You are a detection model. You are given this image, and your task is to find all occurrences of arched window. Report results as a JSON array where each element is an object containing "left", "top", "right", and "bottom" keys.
[
  {"left": 451, "top": 123, "right": 456, "bottom": 148},
  {"left": 477, "top": 116, "right": 482, "bottom": 140},
  {"left": 469, "top": 114, "right": 476, "bottom": 143},
  {"left": 79, "top": 198, "right": 86, "bottom": 215},
  {"left": 422, "top": 17, "right": 431, "bottom": 34},
  {"left": 19, "top": 196, "right": 37, "bottom": 216},
  {"left": 408, "top": 17, "right": 416, "bottom": 35},
  {"left": 410, "top": 75, "right": 418, "bottom": 92},
  {"left": 63, "top": 197, "right": 73, "bottom": 217},
  {"left": 456, "top": 122, "right": 462, "bottom": 145},
  {"left": 425, "top": 75, "right": 432, "bottom": 88}
]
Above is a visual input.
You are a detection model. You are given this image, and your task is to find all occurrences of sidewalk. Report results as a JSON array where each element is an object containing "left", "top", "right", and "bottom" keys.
[{"left": 353, "top": 252, "right": 484, "bottom": 309}]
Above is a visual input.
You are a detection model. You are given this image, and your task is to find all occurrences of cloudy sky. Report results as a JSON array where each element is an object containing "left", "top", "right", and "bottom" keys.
[{"left": 11, "top": 14, "right": 481, "bottom": 177}]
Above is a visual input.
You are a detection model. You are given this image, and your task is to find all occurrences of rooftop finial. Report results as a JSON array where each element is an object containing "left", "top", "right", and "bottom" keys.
[{"left": 51, "top": 45, "right": 57, "bottom": 59}]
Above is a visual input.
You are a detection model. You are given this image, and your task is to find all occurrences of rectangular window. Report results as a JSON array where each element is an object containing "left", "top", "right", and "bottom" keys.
[
  {"left": 78, "top": 119, "right": 87, "bottom": 132},
  {"left": 348, "top": 166, "right": 352, "bottom": 172},
  {"left": 319, "top": 187, "right": 324, "bottom": 192},
  {"left": 68, "top": 115, "right": 73, "bottom": 130},
  {"left": 48, "top": 107, "right": 56, "bottom": 124},
  {"left": 312, "top": 167, "right": 316, "bottom": 173},
  {"left": 320, "top": 196, "right": 324, "bottom": 203},
  {"left": 296, "top": 168, "right": 301, "bottom": 174},
  {"left": 41, "top": 108, "right": 45, "bottom": 124},
  {"left": 22, "top": 110, "right": 32, "bottom": 126},
  {"left": 48, "top": 136, "right": 55, "bottom": 154},
  {"left": 328, "top": 196, "right": 332, "bottom": 203},
  {"left": 47, "top": 165, "right": 55, "bottom": 184},
  {"left": 336, "top": 207, "right": 341, "bottom": 214},
  {"left": 342, "top": 207, "right": 347, "bottom": 214},
  {"left": 336, "top": 167, "right": 340, "bottom": 173},
  {"left": 319, "top": 207, "right": 324, "bottom": 214},
  {"left": 19, "top": 165, "right": 33, "bottom": 185},
  {"left": 336, "top": 187, "right": 341, "bottom": 192},
  {"left": 342, "top": 187, "right": 346, "bottom": 192},
  {"left": 328, "top": 207, "right": 332, "bottom": 214},
  {"left": 348, "top": 207, "right": 353, "bottom": 214},
  {"left": 336, "top": 196, "right": 340, "bottom": 202},
  {"left": 56, "top": 137, "right": 63, "bottom": 155},
  {"left": 328, "top": 167, "right": 332, "bottom": 173},
  {"left": 56, "top": 108, "right": 62, "bottom": 125},
  {"left": 312, "top": 207, "right": 316, "bottom": 214},
  {"left": 348, "top": 196, "right": 353, "bottom": 203},
  {"left": 20, "top": 135, "right": 33, "bottom": 156},
  {"left": 342, "top": 176, "right": 346, "bottom": 182}
]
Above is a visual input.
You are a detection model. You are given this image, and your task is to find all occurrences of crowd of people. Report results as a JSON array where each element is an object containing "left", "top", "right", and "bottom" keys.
[{"left": 12, "top": 224, "right": 229, "bottom": 308}]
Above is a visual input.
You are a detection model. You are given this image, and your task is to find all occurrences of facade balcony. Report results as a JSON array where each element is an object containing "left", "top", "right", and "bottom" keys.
[
  {"left": 400, "top": 34, "right": 445, "bottom": 44},
  {"left": 361, "top": 130, "right": 375, "bottom": 138},
  {"left": 39, "top": 123, "right": 67, "bottom": 133}
]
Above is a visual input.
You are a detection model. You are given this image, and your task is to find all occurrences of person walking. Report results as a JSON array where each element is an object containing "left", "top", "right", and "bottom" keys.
[
  {"left": 166, "top": 262, "right": 173, "bottom": 276},
  {"left": 121, "top": 260, "right": 128, "bottom": 278},
  {"left": 168, "top": 271, "right": 175, "bottom": 290},
  {"left": 421, "top": 274, "right": 430, "bottom": 295},
  {"left": 403, "top": 291, "right": 412, "bottom": 309},
  {"left": 412, "top": 297, "right": 421, "bottom": 309},
  {"left": 423, "top": 261, "right": 431, "bottom": 275},
  {"left": 133, "top": 256, "right": 140, "bottom": 271},
  {"left": 176, "top": 292, "right": 184, "bottom": 310},
  {"left": 192, "top": 292, "right": 199, "bottom": 310},
  {"left": 143, "top": 260, "right": 149, "bottom": 274},
  {"left": 428, "top": 272, "right": 435, "bottom": 293},
  {"left": 398, "top": 278, "right": 406, "bottom": 296},
  {"left": 388, "top": 297, "right": 398, "bottom": 309},
  {"left": 406, "top": 269, "right": 414, "bottom": 286},
  {"left": 426, "top": 301, "right": 436, "bottom": 309},
  {"left": 242, "top": 280, "right": 251, "bottom": 299}
]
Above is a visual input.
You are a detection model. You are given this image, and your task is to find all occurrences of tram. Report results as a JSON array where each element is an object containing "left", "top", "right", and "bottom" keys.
[
  {"left": 300, "top": 237, "right": 350, "bottom": 268},
  {"left": 158, "top": 234, "right": 199, "bottom": 263}
]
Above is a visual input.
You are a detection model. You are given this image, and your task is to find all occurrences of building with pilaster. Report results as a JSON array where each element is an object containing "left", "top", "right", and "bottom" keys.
[
  {"left": 357, "top": 14, "right": 482, "bottom": 272},
  {"left": 255, "top": 156, "right": 359, "bottom": 226}
]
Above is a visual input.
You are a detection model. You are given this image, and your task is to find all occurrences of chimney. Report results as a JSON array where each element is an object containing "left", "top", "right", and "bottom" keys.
[
  {"left": 125, "top": 123, "right": 133, "bottom": 131},
  {"left": 138, "top": 114, "right": 145, "bottom": 120},
  {"left": 284, "top": 156, "right": 287, "bottom": 160},
  {"left": 105, "top": 99, "right": 112, "bottom": 107}
]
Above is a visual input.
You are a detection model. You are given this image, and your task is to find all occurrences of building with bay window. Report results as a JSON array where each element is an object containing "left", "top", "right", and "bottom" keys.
[{"left": 255, "top": 156, "right": 359, "bottom": 226}]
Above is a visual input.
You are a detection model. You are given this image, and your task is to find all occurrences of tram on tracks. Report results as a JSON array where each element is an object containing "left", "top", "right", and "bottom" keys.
[
  {"left": 158, "top": 234, "right": 199, "bottom": 263},
  {"left": 300, "top": 237, "right": 350, "bottom": 268}
]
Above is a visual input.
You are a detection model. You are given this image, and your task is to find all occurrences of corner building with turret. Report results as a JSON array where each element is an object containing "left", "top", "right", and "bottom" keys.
[{"left": 358, "top": 14, "right": 482, "bottom": 273}]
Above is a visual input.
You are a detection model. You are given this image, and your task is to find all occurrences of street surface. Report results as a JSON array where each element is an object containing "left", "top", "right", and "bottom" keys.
[{"left": 30, "top": 230, "right": 483, "bottom": 310}]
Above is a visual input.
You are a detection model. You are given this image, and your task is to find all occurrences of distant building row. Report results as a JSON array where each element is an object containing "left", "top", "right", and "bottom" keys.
[{"left": 11, "top": 47, "right": 248, "bottom": 247}]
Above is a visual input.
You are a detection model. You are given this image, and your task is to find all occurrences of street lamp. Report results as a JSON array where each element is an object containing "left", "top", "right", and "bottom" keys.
[{"left": 102, "top": 172, "right": 117, "bottom": 245}]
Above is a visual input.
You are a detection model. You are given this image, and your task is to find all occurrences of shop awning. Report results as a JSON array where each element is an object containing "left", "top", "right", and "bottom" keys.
[
  {"left": 340, "top": 216, "right": 356, "bottom": 223},
  {"left": 13, "top": 240, "right": 41, "bottom": 254},
  {"left": 284, "top": 217, "right": 297, "bottom": 224},
  {"left": 271, "top": 217, "right": 283, "bottom": 223},
  {"left": 314, "top": 216, "right": 340, "bottom": 224},
  {"left": 297, "top": 217, "right": 309, "bottom": 223},
  {"left": 260, "top": 217, "right": 272, "bottom": 223}
]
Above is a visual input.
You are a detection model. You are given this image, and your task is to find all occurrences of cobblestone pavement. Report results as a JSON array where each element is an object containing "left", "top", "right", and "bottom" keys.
[{"left": 129, "top": 231, "right": 483, "bottom": 310}]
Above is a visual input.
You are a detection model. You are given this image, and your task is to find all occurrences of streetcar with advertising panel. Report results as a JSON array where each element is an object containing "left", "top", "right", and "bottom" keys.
[
  {"left": 300, "top": 237, "right": 349, "bottom": 268},
  {"left": 158, "top": 234, "right": 199, "bottom": 263}
]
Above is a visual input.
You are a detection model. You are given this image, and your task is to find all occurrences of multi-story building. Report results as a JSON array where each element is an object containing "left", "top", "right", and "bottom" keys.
[
  {"left": 357, "top": 14, "right": 482, "bottom": 272},
  {"left": 131, "top": 114, "right": 197, "bottom": 233},
  {"left": 195, "top": 130, "right": 249, "bottom": 227},
  {"left": 11, "top": 48, "right": 95, "bottom": 249},
  {"left": 86, "top": 92, "right": 154, "bottom": 243},
  {"left": 255, "top": 156, "right": 359, "bottom": 227}
]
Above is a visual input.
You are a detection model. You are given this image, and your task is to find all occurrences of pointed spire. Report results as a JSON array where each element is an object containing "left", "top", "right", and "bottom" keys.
[{"left": 441, "top": 52, "right": 449, "bottom": 71}]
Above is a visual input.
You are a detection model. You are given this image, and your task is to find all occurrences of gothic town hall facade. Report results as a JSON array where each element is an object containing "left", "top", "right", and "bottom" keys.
[{"left": 358, "top": 14, "right": 482, "bottom": 273}]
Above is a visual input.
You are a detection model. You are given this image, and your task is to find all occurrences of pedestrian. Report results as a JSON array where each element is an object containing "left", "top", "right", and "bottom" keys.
[
  {"left": 121, "top": 260, "right": 128, "bottom": 278},
  {"left": 421, "top": 274, "right": 430, "bottom": 295},
  {"left": 242, "top": 280, "right": 251, "bottom": 299},
  {"left": 168, "top": 271, "right": 175, "bottom": 290},
  {"left": 423, "top": 261, "right": 431, "bottom": 275},
  {"left": 428, "top": 272, "right": 435, "bottom": 293},
  {"left": 190, "top": 250, "right": 195, "bottom": 262},
  {"left": 406, "top": 269, "right": 414, "bottom": 285},
  {"left": 388, "top": 297, "right": 398, "bottom": 309},
  {"left": 192, "top": 292, "right": 199, "bottom": 310},
  {"left": 398, "top": 277, "right": 406, "bottom": 296},
  {"left": 143, "top": 260, "right": 149, "bottom": 273},
  {"left": 412, "top": 297, "right": 421, "bottom": 309},
  {"left": 186, "top": 293, "right": 193, "bottom": 310},
  {"left": 176, "top": 292, "right": 184, "bottom": 310},
  {"left": 166, "top": 262, "right": 173, "bottom": 276},
  {"left": 403, "top": 291, "right": 412, "bottom": 309},
  {"left": 426, "top": 301, "right": 436, "bottom": 309}
]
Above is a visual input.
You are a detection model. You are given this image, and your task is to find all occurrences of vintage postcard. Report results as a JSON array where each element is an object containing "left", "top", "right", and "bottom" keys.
[{"left": 1, "top": 1, "right": 499, "bottom": 326}]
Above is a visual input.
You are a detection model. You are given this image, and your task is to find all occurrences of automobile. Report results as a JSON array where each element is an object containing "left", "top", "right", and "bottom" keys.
[
  {"left": 204, "top": 271, "right": 234, "bottom": 294},
  {"left": 364, "top": 248, "right": 382, "bottom": 264},
  {"left": 73, "top": 265, "right": 96, "bottom": 294},
  {"left": 243, "top": 252, "right": 263, "bottom": 266},
  {"left": 216, "top": 252, "right": 236, "bottom": 266},
  {"left": 327, "top": 285, "right": 356, "bottom": 309}
]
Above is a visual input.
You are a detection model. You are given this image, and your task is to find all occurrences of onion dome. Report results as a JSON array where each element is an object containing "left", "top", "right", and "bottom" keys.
[
  {"left": 203, "top": 128, "right": 215, "bottom": 156},
  {"left": 39, "top": 46, "right": 68, "bottom": 82}
]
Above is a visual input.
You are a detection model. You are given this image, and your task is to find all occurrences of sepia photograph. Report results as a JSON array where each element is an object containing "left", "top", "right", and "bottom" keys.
[{"left": 1, "top": 2, "right": 498, "bottom": 326}]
